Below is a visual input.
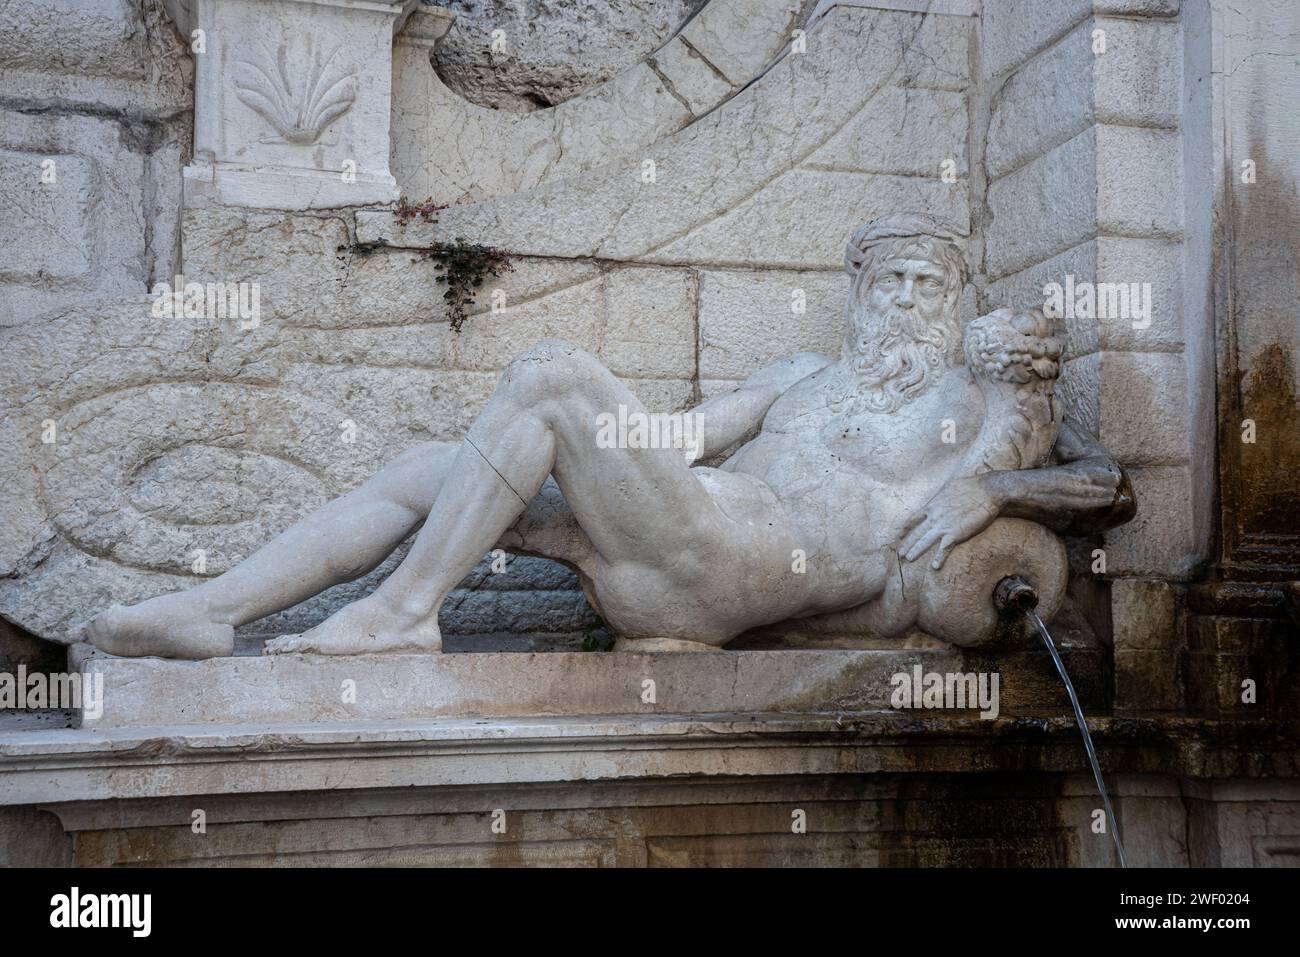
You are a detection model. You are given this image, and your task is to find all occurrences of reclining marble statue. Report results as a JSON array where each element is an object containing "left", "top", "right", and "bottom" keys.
[{"left": 84, "top": 214, "right": 1135, "bottom": 660}]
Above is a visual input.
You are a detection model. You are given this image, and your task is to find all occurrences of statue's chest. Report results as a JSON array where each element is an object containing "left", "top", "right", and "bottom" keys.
[
  {"left": 766, "top": 378, "right": 982, "bottom": 482},
  {"left": 822, "top": 399, "right": 972, "bottom": 477}
]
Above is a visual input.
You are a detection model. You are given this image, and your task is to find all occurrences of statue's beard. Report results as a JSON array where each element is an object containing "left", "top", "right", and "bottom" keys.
[{"left": 836, "top": 297, "right": 960, "bottom": 415}]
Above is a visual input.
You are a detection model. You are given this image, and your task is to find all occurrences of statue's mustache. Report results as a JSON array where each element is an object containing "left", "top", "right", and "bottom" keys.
[
  {"left": 836, "top": 299, "right": 960, "bottom": 414},
  {"left": 851, "top": 304, "right": 950, "bottom": 354}
]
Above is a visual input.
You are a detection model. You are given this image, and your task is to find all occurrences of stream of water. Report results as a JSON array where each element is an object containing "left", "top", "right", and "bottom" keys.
[{"left": 1026, "top": 608, "right": 1128, "bottom": 868}]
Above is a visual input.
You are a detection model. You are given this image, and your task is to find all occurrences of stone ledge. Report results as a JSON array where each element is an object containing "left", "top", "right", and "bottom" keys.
[{"left": 1, "top": 712, "right": 1295, "bottom": 808}]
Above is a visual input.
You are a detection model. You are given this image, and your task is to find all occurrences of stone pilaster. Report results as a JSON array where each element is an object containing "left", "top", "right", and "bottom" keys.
[{"left": 168, "top": 0, "right": 417, "bottom": 209}]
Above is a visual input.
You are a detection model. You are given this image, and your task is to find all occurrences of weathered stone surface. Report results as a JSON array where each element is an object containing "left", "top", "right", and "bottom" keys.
[
  {"left": 1096, "top": 125, "right": 1183, "bottom": 238},
  {"left": 0, "top": 806, "right": 71, "bottom": 867},
  {"left": 3, "top": 0, "right": 156, "bottom": 79},
  {"left": 985, "top": 125, "right": 1181, "bottom": 279},
  {"left": 431, "top": 0, "right": 708, "bottom": 112},
  {"left": 648, "top": 36, "right": 736, "bottom": 116},
  {"left": 392, "top": 0, "right": 805, "bottom": 204},
  {"left": 678, "top": 0, "right": 805, "bottom": 87},
  {"left": 371, "top": 7, "right": 975, "bottom": 263},
  {"left": 653, "top": 168, "right": 969, "bottom": 269},
  {"left": 599, "top": 266, "right": 698, "bottom": 379},
  {"left": 73, "top": 647, "right": 980, "bottom": 727},
  {"left": 0, "top": 0, "right": 190, "bottom": 328},
  {"left": 986, "top": 16, "right": 1180, "bottom": 179},
  {"left": 985, "top": 130, "right": 1097, "bottom": 279},
  {"left": 981, "top": 0, "right": 1178, "bottom": 81},
  {"left": 3, "top": 715, "right": 1296, "bottom": 866},
  {"left": 0, "top": 110, "right": 183, "bottom": 327},
  {"left": 1104, "top": 465, "right": 1198, "bottom": 578},
  {"left": 1111, "top": 578, "right": 1181, "bottom": 651},
  {"left": 0, "top": 0, "right": 191, "bottom": 109},
  {"left": 1096, "top": 352, "right": 1191, "bottom": 468},
  {"left": 698, "top": 269, "right": 844, "bottom": 378},
  {"left": 1059, "top": 352, "right": 1191, "bottom": 468},
  {"left": 983, "top": 237, "right": 1185, "bottom": 355},
  {"left": 806, "top": 86, "right": 969, "bottom": 177}
]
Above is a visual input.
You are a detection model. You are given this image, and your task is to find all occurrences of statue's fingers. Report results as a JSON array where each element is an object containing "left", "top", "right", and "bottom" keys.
[
  {"left": 1075, "top": 485, "right": 1117, "bottom": 505},
  {"left": 899, "top": 509, "right": 927, "bottom": 537},
  {"left": 899, "top": 517, "right": 931, "bottom": 557},
  {"left": 904, "top": 526, "right": 943, "bottom": 563},
  {"left": 931, "top": 534, "right": 957, "bottom": 570}
]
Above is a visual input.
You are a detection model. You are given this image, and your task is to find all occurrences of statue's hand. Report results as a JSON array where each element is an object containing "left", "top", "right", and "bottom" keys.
[{"left": 898, "top": 476, "right": 1002, "bottom": 570}]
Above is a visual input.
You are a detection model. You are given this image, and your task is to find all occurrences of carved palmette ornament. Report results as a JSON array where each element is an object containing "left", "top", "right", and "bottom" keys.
[{"left": 234, "top": 42, "right": 357, "bottom": 145}]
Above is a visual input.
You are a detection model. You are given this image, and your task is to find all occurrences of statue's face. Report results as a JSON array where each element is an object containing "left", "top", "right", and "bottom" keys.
[
  {"left": 839, "top": 244, "right": 962, "bottom": 414},
  {"left": 864, "top": 255, "right": 950, "bottom": 326}
]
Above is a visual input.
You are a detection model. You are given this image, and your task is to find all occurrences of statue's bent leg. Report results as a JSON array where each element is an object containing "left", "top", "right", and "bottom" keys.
[{"left": 265, "top": 340, "right": 730, "bottom": 656}]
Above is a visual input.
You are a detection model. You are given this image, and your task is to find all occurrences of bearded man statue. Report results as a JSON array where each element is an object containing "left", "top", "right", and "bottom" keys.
[{"left": 86, "top": 214, "right": 1135, "bottom": 659}]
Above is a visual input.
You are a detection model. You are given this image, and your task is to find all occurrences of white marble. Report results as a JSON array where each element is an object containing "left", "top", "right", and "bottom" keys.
[
  {"left": 82, "top": 215, "right": 1129, "bottom": 659},
  {"left": 175, "top": 0, "right": 416, "bottom": 209}
]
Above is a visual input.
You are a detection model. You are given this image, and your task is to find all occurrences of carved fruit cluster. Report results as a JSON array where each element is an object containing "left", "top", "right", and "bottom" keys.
[{"left": 964, "top": 308, "right": 1065, "bottom": 384}]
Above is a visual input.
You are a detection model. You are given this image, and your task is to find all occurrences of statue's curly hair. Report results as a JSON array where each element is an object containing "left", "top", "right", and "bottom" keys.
[{"left": 844, "top": 213, "right": 968, "bottom": 295}]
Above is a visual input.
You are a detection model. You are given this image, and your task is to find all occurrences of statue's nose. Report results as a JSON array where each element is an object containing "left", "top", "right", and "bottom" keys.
[{"left": 895, "top": 279, "right": 915, "bottom": 308}]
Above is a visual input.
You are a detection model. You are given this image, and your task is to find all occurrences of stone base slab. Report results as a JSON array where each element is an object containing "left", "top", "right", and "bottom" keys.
[{"left": 67, "top": 645, "right": 1108, "bottom": 729}]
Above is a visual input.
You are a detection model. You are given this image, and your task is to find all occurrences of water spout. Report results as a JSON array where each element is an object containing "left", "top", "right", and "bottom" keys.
[{"left": 994, "top": 576, "right": 1128, "bottom": 868}]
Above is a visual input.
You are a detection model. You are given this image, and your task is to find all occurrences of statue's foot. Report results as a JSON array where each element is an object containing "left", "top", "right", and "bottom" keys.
[
  {"left": 263, "top": 594, "right": 441, "bottom": 656},
  {"left": 83, "top": 593, "right": 235, "bottom": 660}
]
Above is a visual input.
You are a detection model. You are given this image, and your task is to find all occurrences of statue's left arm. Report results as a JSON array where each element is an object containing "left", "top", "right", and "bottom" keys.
[
  {"left": 899, "top": 419, "right": 1135, "bottom": 569},
  {"left": 984, "top": 418, "right": 1136, "bottom": 535}
]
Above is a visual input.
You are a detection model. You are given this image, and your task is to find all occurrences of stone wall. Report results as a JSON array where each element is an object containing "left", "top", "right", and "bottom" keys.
[
  {"left": 392, "top": 0, "right": 812, "bottom": 204},
  {"left": 0, "top": 0, "right": 192, "bottom": 327},
  {"left": 977, "top": 0, "right": 1197, "bottom": 581},
  {"left": 431, "top": 0, "right": 710, "bottom": 111},
  {"left": 1, "top": 0, "right": 977, "bottom": 650},
  {"left": 972, "top": 0, "right": 1213, "bottom": 713}
]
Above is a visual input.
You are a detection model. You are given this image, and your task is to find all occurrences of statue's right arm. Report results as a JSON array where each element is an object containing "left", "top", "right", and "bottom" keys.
[{"left": 688, "top": 352, "right": 832, "bottom": 460}]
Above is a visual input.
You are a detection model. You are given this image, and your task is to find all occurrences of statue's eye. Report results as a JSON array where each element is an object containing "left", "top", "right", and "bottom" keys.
[{"left": 922, "top": 278, "right": 942, "bottom": 290}]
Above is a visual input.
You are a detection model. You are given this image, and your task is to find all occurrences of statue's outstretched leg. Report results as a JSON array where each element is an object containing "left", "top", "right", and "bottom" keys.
[
  {"left": 264, "top": 340, "right": 728, "bottom": 656},
  {"left": 85, "top": 442, "right": 457, "bottom": 658}
]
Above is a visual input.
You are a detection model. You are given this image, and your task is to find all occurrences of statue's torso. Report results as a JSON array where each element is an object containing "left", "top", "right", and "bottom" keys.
[
  {"left": 717, "top": 363, "right": 985, "bottom": 555},
  {"left": 598, "top": 362, "right": 988, "bottom": 635}
]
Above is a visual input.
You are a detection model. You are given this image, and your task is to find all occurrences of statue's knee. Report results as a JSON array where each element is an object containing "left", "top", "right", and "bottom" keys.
[
  {"left": 915, "top": 518, "right": 1068, "bottom": 647},
  {"left": 505, "top": 339, "right": 600, "bottom": 398}
]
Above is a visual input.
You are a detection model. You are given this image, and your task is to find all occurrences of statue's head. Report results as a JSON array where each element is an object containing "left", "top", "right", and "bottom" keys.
[{"left": 839, "top": 214, "right": 968, "bottom": 413}]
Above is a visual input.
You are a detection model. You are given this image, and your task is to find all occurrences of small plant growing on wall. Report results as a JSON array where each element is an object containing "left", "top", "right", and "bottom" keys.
[
  {"left": 422, "top": 239, "right": 515, "bottom": 333},
  {"left": 393, "top": 195, "right": 447, "bottom": 225},
  {"left": 392, "top": 197, "right": 515, "bottom": 332}
]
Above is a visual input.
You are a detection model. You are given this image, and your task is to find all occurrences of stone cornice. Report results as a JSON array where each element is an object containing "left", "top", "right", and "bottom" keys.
[{"left": 2, "top": 713, "right": 1295, "bottom": 807}]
